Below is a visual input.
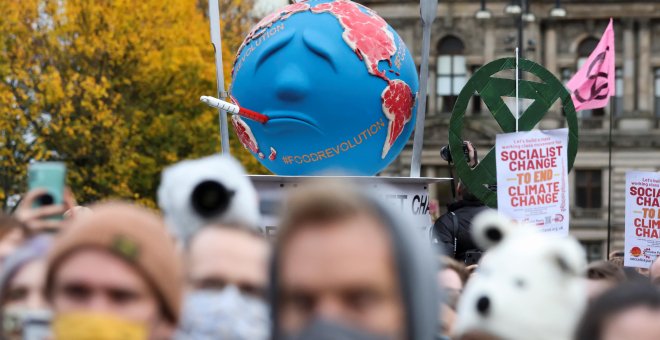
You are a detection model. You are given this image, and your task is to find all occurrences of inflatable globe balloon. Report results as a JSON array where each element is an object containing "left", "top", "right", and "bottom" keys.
[{"left": 230, "top": 0, "right": 418, "bottom": 176}]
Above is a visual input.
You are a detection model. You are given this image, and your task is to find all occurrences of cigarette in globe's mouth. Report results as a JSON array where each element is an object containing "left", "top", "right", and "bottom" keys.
[{"left": 200, "top": 96, "right": 269, "bottom": 124}]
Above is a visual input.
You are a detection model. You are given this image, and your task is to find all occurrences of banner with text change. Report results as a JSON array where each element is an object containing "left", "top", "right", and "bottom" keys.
[
  {"left": 624, "top": 171, "right": 660, "bottom": 268},
  {"left": 496, "top": 128, "right": 569, "bottom": 235}
]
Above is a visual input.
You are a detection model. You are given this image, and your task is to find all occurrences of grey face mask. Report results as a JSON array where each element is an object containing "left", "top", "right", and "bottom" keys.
[
  {"left": 175, "top": 286, "right": 270, "bottom": 340},
  {"left": 283, "top": 318, "right": 394, "bottom": 340},
  {"left": 2, "top": 308, "right": 52, "bottom": 340}
]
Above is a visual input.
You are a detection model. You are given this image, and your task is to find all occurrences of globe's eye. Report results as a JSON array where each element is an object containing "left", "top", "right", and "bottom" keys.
[
  {"left": 302, "top": 30, "right": 338, "bottom": 72},
  {"left": 255, "top": 31, "right": 296, "bottom": 72}
]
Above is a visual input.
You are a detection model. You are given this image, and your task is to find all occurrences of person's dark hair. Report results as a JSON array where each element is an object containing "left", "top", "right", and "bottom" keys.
[
  {"left": 586, "top": 260, "right": 626, "bottom": 283},
  {"left": 607, "top": 256, "right": 623, "bottom": 269},
  {"left": 608, "top": 250, "right": 624, "bottom": 260},
  {"left": 457, "top": 181, "right": 480, "bottom": 202},
  {"left": 575, "top": 283, "right": 660, "bottom": 340}
]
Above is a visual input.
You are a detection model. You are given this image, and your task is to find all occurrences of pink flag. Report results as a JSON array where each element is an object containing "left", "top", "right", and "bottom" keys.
[{"left": 567, "top": 18, "right": 615, "bottom": 111}]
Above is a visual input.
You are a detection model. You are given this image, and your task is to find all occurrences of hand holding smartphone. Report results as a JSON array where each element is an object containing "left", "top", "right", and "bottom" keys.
[{"left": 13, "top": 162, "right": 74, "bottom": 233}]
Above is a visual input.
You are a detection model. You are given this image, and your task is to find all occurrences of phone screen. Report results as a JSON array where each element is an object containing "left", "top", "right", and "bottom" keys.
[{"left": 28, "top": 162, "right": 66, "bottom": 208}]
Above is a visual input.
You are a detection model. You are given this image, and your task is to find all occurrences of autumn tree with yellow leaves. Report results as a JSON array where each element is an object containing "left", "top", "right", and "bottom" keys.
[{"left": 0, "top": 0, "right": 266, "bottom": 208}]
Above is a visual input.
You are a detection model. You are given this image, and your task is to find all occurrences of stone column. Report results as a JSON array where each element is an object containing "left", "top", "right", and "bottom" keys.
[
  {"left": 429, "top": 66, "right": 437, "bottom": 115},
  {"left": 544, "top": 24, "right": 558, "bottom": 75},
  {"left": 425, "top": 166, "right": 438, "bottom": 201},
  {"left": 623, "top": 20, "right": 635, "bottom": 113},
  {"left": 484, "top": 21, "right": 495, "bottom": 63},
  {"left": 402, "top": 22, "right": 415, "bottom": 58},
  {"left": 638, "top": 19, "right": 651, "bottom": 112},
  {"left": 544, "top": 23, "right": 560, "bottom": 113}
]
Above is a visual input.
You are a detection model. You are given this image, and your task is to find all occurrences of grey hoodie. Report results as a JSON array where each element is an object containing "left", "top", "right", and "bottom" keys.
[{"left": 269, "top": 184, "right": 439, "bottom": 340}]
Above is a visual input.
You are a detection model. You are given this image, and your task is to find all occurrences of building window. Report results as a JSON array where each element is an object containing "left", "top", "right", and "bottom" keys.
[
  {"left": 655, "top": 68, "right": 660, "bottom": 118},
  {"left": 561, "top": 68, "right": 573, "bottom": 86},
  {"left": 577, "top": 37, "right": 604, "bottom": 118},
  {"left": 580, "top": 241, "right": 604, "bottom": 262},
  {"left": 436, "top": 36, "right": 466, "bottom": 114},
  {"left": 576, "top": 170, "right": 602, "bottom": 209},
  {"left": 577, "top": 37, "right": 599, "bottom": 69}
]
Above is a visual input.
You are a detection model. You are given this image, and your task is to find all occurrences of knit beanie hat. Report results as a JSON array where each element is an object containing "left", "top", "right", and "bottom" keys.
[{"left": 44, "top": 202, "right": 182, "bottom": 324}]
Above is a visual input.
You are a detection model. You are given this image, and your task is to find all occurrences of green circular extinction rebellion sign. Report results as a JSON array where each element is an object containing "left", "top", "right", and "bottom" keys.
[{"left": 448, "top": 58, "right": 579, "bottom": 208}]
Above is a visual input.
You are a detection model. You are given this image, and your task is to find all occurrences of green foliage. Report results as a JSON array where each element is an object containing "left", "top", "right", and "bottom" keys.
[{"left": 0, "top": 0, "right": 267, "bottom": 208}]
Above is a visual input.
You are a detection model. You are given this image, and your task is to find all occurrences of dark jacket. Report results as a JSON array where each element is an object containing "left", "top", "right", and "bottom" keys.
[{"left": 432, "top": 199, "right": 489, "bottom": 262}]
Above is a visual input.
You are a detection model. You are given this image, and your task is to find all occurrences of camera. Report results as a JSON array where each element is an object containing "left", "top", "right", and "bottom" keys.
[
  {"left": 158, "top": 155, "right": 261, "bottom": 241},
  {"left": 440, "top": 141, "right": 473, "bottom": 164}
]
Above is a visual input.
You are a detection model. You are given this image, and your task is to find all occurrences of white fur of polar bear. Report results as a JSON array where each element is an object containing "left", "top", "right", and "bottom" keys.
[{"left": 454, "top": 211, "right": 587, "bottom": 340}]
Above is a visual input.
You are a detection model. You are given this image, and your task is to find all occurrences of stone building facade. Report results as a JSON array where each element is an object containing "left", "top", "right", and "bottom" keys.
[{"left": 359, "top": 0, "right": 660, "bottom": 261}]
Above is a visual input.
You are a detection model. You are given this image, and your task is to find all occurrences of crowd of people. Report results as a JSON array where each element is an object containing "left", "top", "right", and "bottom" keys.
[{"left": 1, "top": 155, "right": 660, "bottom": 340}]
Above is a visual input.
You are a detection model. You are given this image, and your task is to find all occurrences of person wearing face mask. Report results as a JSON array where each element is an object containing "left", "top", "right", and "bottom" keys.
[
  {"left": 271, "top": 179, "right": 439, "bottom": 340},
  {"left": 158, "top": 154, "right": 270, "bottom": 339},
  {"left": 43, "top": 202, "right": 182, "bottom": 340},
  {"left": 175, "top": 225, "right": 270, "bottom": 340},
  {"left": 0, "top": 235, "right": 53, "bottom": 339}
]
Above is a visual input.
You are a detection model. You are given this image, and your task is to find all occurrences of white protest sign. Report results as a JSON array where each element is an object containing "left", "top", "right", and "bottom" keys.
[
  {"left": 496, "top": 128, "right": 570, "bottom": 235},
  {"left": 249, "top": 175, "right": 448, "bottom": 240},
  {"left": 624, "top": 171, "right": 660, "bottom": 268}
]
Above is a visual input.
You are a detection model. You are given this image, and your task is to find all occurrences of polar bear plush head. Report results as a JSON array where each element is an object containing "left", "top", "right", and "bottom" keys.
[
  {"left": 454, "top": 211, "right": 587, "bottom": 340},
  {"left": 158, "top": 155, "right": 261, "bottom": 242}
]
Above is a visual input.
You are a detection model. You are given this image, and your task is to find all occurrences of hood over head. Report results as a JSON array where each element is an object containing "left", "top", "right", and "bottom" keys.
[{"left": 269, "top": 179, "right": 439, "bottom": 340}]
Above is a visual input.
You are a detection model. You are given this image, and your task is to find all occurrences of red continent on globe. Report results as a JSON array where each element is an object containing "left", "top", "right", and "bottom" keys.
[
  {"left": 237, "top": 2, "right": 311, "bottom": 61},
  {"left": 311, "top": 0, "right": 396, "bottom": 82},
  {"left": 231, "top": 0, "right": 418, "bottom": 168},
  {"left": 311, "top": 0, "right": 415, "bottom": 158},
  {"left": 231, "top": 115, "right": 260, "bottom": 155},
  {"left": 381, "top": 80, "right": 414, "bottom": 158}
]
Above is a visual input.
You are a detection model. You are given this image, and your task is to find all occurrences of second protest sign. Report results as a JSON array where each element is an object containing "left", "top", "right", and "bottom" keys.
[{"left": 496, "top": 128, "right": 570, "bottom": 235}]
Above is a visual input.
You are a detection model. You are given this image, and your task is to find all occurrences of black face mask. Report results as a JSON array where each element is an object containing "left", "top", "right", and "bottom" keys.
[{"left": 283, "top": 318, "right": 394, "bottom": 340}]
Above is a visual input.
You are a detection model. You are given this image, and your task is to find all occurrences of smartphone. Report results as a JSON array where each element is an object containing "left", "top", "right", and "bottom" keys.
[
  {"left": 28, "top": 162, "right": 66, "bottom": 210},
  {"left": 464, "top": 250, "right": 483, "bottom": 266}
]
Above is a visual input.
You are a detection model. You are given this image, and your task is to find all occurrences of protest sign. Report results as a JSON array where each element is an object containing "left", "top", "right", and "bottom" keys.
[
  {"left": 251, "top": 175, "right": 447, "bottom": 240},
  {"left": 496, "top": 129, "right": 570, "bottom": 235},
  {"left": 624, "top": 171, "right": 660, "bottom": 268}
]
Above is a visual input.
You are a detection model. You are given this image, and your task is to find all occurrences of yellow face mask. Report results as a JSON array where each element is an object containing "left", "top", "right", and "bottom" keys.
[{"left": 52, "top": 313, "right": 147, "bottom": 340}]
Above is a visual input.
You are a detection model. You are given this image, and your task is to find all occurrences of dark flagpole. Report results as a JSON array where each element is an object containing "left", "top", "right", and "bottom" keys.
[{"left": 606, "top": 100, "right": 614, "bottom": 257}]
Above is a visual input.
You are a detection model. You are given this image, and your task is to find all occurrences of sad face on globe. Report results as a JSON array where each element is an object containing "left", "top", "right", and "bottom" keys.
[{"left": 230, "top": 0, "right": 418, "bottom": 176}]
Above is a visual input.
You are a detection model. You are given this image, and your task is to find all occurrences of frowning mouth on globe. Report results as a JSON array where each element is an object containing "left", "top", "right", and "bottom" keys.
[
  {"left": 200, "top": 96, "right": 323, "bottom": 134},
  {"left": 264, "top": 111, "right": 321, "bottom": 132}
]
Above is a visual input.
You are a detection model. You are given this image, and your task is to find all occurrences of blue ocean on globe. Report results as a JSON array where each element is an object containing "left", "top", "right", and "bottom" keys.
[{"left": 230, "top": 0, "right": 419, "bottom": 176}]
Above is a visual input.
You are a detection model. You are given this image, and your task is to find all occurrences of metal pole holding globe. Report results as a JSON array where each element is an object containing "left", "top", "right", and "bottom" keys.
[
  {"left": 410, "top": 0, "right": 439, "bottom": 177},
  {"left": 209, "top": 0, "right": 231, "bottom": 155}
]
